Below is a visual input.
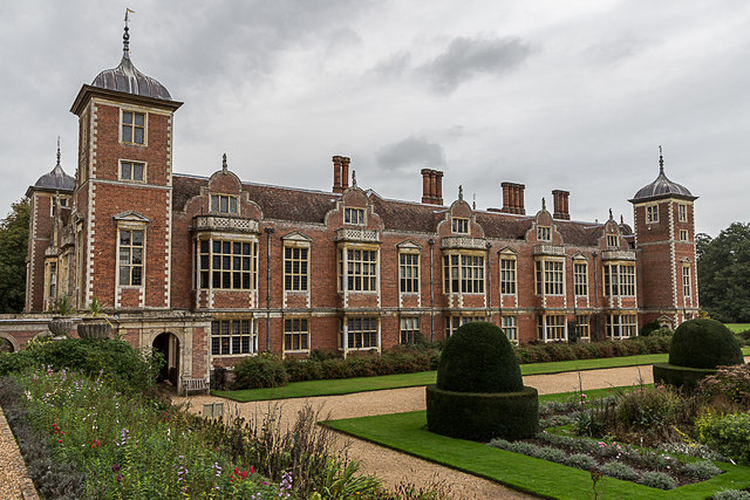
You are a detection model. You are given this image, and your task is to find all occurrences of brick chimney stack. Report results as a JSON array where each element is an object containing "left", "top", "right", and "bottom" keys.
[
  {"left": 500, "top": 182, "right": 526, "bottom": 215},
  {"left": 421, "top": 169, "right": 444, "bottom": 205},
  {"left": 552, "top": 189, "right": 570, "bottom": 220},
  {"left": 332, "top": 156, "right": 351, "bottom": 193}
]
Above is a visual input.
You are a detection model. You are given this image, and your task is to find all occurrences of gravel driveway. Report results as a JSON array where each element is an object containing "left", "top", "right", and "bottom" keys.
[{"left": 180, "top": 365, "right": 654, "bottom": 499}]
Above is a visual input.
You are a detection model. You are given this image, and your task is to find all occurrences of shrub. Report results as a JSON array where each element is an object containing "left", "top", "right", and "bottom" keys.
[
  {"left": 680, "top": 460, "right": 722, "bottom": 480},
  {"left": 564, "top": 453, "right": 596, "bottom": 470},
  {"left": 615, "top": 385, "right": 685, "bottom": 430},
  {"left": 488, "top": 438, "right": 510, "bottom": 450},
  {"left": 507, "top": 441, "right": 538, "bottom": 456},
  {"left": 232, "top": 352, "right": 288, "bottom": 389},
  {"left": 640, "top": 320, "right": 661, "bottom": 336},
  {"left": 698, "top": 363, "right": 750, "bottom": 411},
  {"left": 599, "top": 461, "right": 638, "bottom": 481},
  {"left": 669, "top": 318, "right": 744, "bottom": 369},
  {"left": 436, "top": 322, "right": 522, "bottom": 393},
  {"left": 638, "top": 471, "right": 676, "bottom": 490},
  {"left": 714, "top": 489, "right": 750, "bottom": 500},
  {"left": 535, "top": 446, "right": 567, "bottom": 463},
  {"left": 697, "top": 411, "right": 750, "bottom": 464}
]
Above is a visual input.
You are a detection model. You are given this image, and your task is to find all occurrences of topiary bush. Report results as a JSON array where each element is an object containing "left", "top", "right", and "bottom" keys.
[
  {"left": 436, "top": 322, "right": 523, "bottom": 393},
  {"left": 232, "top": 352, "right": 288, "bottom": 390},
  {"left": 426, "top": 322, "right": 538, "bottom": 441},
  {"left": 669, "top": 318, "right": 744, "bottom": 369}
]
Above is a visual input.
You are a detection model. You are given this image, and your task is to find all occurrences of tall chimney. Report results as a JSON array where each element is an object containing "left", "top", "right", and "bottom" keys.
[
  {"left": 332, "top": 156, "right": 344, "bottom": 193},
  {"left": 516, "top": 183, "right": 526, "bottom": 215},
  {"left": 552, "top": 189, "right": 570, "bottom": 220},
  {"left": 501, "top": 182, "right": 513, "bottom": 213},
  {"left": 421, "top": 169, "right": 432, "bottom": 203},
  {"left": 341, "top": 157, "right": 351, "bottom": 190},
  {"left": 434, "top": 170, "right": 443, "bottom": 205}
]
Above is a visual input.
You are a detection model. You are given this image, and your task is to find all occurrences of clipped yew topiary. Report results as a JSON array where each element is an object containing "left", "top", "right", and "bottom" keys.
[
  {"left": 426, "top": 322, "right": 538, "bottom": 441},
  {"left": 654, "top": 318, "right": 745, "bottom": 390}
]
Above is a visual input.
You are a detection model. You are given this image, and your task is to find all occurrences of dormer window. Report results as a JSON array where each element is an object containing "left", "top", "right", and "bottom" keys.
[
  {"left": 537, "top": 226, "right": 551, "bottom": 242},
  {"left": 452, "top": 218, "right": 469, "bottom": 234},
  {"left": 646, "top": 205, "right": 659, "bottom": 223},
  {"left": 344, "top": 208, "right": 365, "bottom": 225},
  {"left": 211, "top": 194, "right": 238, "bottom": 214},
  {"left": 607, "top": 235, "right": 618, "bottom": 248},
  {"left": 120, "top": 161, "right": 145, "bottom": 182},
  {"left": 121, "top": 111, "right": 145, "bottom": 145}
]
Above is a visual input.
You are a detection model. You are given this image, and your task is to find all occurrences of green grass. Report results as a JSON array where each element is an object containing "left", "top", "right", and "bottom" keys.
[
  {"left": 215, "top": 349, "right": 750, "bottom": 402},
  {"left": 323, "top": 411, "right": 750, "bottom": 500},
  {"left": 727, "top": 323, "right": 750, "bottom": 333}
]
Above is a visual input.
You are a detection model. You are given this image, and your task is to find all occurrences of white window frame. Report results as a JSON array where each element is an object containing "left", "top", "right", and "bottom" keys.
[
  {"left": 196, "top": 237, "right": 257, "bottom": 291},
  {"left": 499, "top": 253, "right": 517, "bottom": 295},
  {"left": 119, "top": 160, "right": 147, "bottom": 182},
  {"left": 646, "top": 204, "right": 659, "bottom": 224},
  {"left": 537, "top": 314, "right": 567, "bottom": 342},
  {"left": 211, "top": 318, "right": 253, "bottom": 356},
  {"left": 535, "top": 259, "right": 564, "bottom": 296},
  {"left": 341, "top": 317, "right": 379, "bottom": 349},
  {"left": 399, "top": 252, "right": 420, "bottom": 294},
  {"left": 399, "top": 317, "right": 420, "bottom": 344},
  {"left": 573, "top": 261, "right": 588, "bottom": 296},
  {"left": 445, "top": 315, "right": 485, "bottom": 338},
  {"left": 678, "top": 204, "right": 687, "bottom": 223},
  {"left": 338, "top": 246, "right": 378, "bottom": 292},
  {"left": 284, "top": 244, "right": 309, "bottom": 292},
  {"left": 606, "top": 313, "right": 637, "bottom": 339},
  {"left": 443, "top": 252, "right": 485, "bottom": 294},
  {"left": 679, "top": 229, "right": 689, "bottom": 242},
  {"left": 501, "top": 316, "right": 518, "bottom": 343},
  {"left": 603, "top": 263, "right": 636, "bottom": 297},
  {"left": 117, "top": 226, "right": 145, "bottom": 287},
  {"left": 575, "top": 315, "right": 590, "bottom": 340},
  {"left": 682, "top": 262, "right": 691, "bottom": 297}
]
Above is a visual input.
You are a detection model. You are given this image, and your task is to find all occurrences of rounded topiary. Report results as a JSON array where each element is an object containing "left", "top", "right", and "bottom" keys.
[
  {"left": 426, "top": 322, "right": 538, "bottom": 441},
  {"left": 436, "top": 321, "right": 523, "bottom": 393},
  {"left": 669, "top": 318, "right": 744, "bottom": 369},
  {"left": 654, "top": 318, "right": 744, "bottom": 391}
]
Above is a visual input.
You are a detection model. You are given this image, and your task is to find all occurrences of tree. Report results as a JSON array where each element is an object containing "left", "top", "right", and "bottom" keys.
[
  {"left": 697, "top": 222, "right": 750, "bottom": 322},
  {"left": 0, "top": 198, "right": 29, "bottom": 313}
]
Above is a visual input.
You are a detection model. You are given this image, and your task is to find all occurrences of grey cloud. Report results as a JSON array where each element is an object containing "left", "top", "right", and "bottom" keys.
[
  {"left": 376, "top": 136, "right": 446, "bottom": 171},
  {"left": 370, "top": 51, "right": 412, "bottom": 80},
  {"left": 583, "top": 36, "right": 656, "bottom": 65},
  {"left": 420, "top": 35, "right": 535, "bottom": 93}
]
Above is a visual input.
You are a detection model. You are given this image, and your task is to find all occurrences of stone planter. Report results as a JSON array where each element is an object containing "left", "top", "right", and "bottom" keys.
[
  {"left": 48, "top": 317, "right": 73, "bottom": 337},
  {"left": 77, "top": 319, "right": 112, "bottom": 340}
]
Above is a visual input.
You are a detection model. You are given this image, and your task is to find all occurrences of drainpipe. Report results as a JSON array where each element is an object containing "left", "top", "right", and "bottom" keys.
[
  {"left": 592, "top": 251, "right": 599, "bottom": 340},
  {"left": 264, "top": 227, "right": 275, "bottom": 351},
  {"left": 428, "top": 239, "right": 435, "bottom": 342},
  {"left": 485, "top": 242, "right": 492, "bottom": 323}
]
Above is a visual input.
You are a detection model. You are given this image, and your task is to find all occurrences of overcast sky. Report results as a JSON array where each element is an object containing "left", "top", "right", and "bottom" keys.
[{"left": 2, "top": 1, "right": 749, "bottom": 237}]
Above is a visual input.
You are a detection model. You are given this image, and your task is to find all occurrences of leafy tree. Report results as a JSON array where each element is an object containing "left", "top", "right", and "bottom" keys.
[
  {"left": 0, "top": 199, "right": 29, "bottom": 313},
  {"left": 697, "top": 222, "right": 750, "bottom": 322}
]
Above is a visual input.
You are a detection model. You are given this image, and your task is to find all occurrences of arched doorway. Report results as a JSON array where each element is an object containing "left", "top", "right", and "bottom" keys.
[
  {"left": 0, "top": 337, "right": 14, "bottom": 353},
  {"left": 153, "top": 332, "right": 180, "bottom": 387}
]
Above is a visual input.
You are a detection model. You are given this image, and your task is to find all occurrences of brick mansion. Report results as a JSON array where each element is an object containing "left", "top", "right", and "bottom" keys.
[{"left": 2, "top": 24, "right": 699, "bottom": 386}]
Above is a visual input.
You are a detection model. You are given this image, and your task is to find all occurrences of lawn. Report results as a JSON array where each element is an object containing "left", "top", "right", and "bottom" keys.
[
  {"left": 727, "top": 323, "right": 750, "bottom": 333},
  {"left": 214, "top": 348, "right": 750, "bottom": 402},
  {"left": 323, "top": 410, "right": 750, "bottom": 499}
]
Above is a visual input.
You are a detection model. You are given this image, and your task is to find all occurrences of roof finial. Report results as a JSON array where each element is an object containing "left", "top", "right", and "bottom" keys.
[
  {"left": 472, "top": 193, "right": 476, "bottom": 210},
  {"left": 351, "top": 170, "right": 357, "bottom": 187},
  {"left": 658, "top": 145, "right": 664, "bottom": 174},
  {"left": 123, "top": 8, "right": 135, "bottom": 59},
  {"left": 56, "top": 136, "right": 61, "bottom": 166},
  {"left": 222, "top": 153, "right": 228, "bottom": 173},
  {"left": 541, "top": 197, "right": 546, "bottom": 211},
  {"left": 608, "top": 208, "right": 613, "bottom": 220},
  {"left": 620, "top": 214, "right": 624, "bottom": 225},
  {"left": 458, "top": 185, "right": 463, "bottom": 201}
]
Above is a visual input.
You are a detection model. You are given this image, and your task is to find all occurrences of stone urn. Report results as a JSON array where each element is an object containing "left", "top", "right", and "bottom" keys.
[
  {"left": 48, "top": 317, "right": 73, "bottom": 337},
  {"left": 77, "top": 318, "right": 112, "bottom": 340}
]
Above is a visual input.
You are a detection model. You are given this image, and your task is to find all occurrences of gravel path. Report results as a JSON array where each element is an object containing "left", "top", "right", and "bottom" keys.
[
  {"left": 179, "top": 365, "right": 655, "bottom": 499},
  {"left": 0, "top": 405, "right": 39, "bottom": 500}
]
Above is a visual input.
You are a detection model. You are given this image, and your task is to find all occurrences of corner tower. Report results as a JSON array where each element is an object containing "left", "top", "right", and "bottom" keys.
[
  {"left": 69, "top": 17, "right": 182, "bottom": 310},
  {"left": 629, "top": 149, "right": 698, "bottom": 328}
]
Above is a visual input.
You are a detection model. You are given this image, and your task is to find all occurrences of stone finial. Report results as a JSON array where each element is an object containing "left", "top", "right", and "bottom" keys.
[
  {"left": 458, "top": 185, "right": 463, "bottom": 201},
  {"left": 658, "top": 145, "right": 664, "bottom": 174},
  {"left": 222, "top": 153, "right": 228, "bottom": 173},
  {"left": 541, "top": 197, "right": 546, "bottom": 211},
  {"left": 609, "top": 208, "right": 613, "bottom": 220},
  {"left": 351, "top": 170, "right": 357, "bottom": 187}
]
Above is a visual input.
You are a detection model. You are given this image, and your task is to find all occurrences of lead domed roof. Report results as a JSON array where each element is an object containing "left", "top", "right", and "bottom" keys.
[
  {"left": 34, "top": 143, "right": 75, "bottom": 192},
  {"left": 631, "top": 152, "right": 695, "bottom": 202},
  {"left": 91, "top": 24, "right": 172, "bottom": 101}
]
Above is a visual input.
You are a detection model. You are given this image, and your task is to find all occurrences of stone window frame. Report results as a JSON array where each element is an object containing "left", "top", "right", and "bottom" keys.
[
  {"left": 535, "top": 258, "right": 565, "bottom": 296},
  {"left": 116, "top": 224, "right": 146, "bottom": 288},
  {"left": 646, "top": 204, "right": 659, "bottom": 224},
  {"left": 398, "top": 251, "right": 420, "bottom": 294},
  {"left": 399, "top": 317, "right": 420, "bottom": 344},
  {"left": 283, "top": 244, "right": 309, "bottom": 292},
  {"left": 196, "top": 236, "right": 258, "bottom": 291},
  {"left": 120, "top": 109, "right": 147, "bottom": 146},
  {"left": 606, "top": 234, "right": 618, "bottom": 248},
  {"left": 210, "top": 194, "right": 239, "bottom": 215},
  {"left": 679, "top": 229, "right": 689, "bottom": 242},
  {"left": 499, "top": 249, "right": 517, "bottom": 295},
  {"left": 451, "top": 217, "right": 469, "bottom": 234},
  {"left": 445, "top": 315, "right": 485, "bottom": 338},
  {"left": 573, "top": 258, "right": 588, "bottom": 297},
  {"left": 606, "top": 313, "right": 637, "bottom": 339},
  {"left": 603, "top": 262, "right": 636, "bottom": 297},
  {"left": 678, "top": 203, "right": 688, "bottom": 223},
  {"left": 443, "top": 251, "right": 485, "bottom": 295},
  {"left": 575, "top": 314, "right": 590, "bottom": 340},
  {"left": 682, "top": 260, "right": 692, "bottom": 298},
  {"left": 501, "top": 316, "right": 518, "bottom": 343},
  {"left": 340, "top": 316, "right": 379, "bottom": 350},
  {"left": 537, "top": 314, "right": 567, "bottom": 342},
  {"left": 537, "top": 225, "right": 552, "bottom": 241},
  {"left": 337, "top": 245, "right": 379, "bottom": 293},
  {"left": 119, "top": 159, "right": 147, "bottom": 183},
  {"left": 283, "top": 317, "right": 309, "bottom": 353},
  {"left": 344, "top": 207, "right": 366, "bottom": 225},
  {"left": 211, "top": 317, "right": 253, "bottom": 356}
]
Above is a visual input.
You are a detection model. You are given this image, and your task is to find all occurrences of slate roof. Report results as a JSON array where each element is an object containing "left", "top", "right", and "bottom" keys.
[
  {"left": 33, "top": 163, "right": 75, "bottom": 192},
  {"left": 172, "top": 173, "right": 608, "bottom": 246}
]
